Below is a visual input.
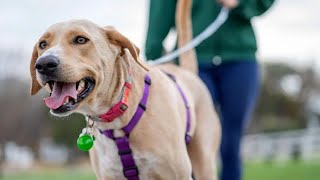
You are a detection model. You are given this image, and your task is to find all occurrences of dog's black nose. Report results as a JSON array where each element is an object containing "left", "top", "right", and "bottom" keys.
[{"left": 35, "top": 55, "right": 60, "bottom": 74}]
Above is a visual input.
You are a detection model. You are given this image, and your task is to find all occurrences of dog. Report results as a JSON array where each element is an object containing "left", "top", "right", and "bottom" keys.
[{"left": 29, "top": 1, "right": 220, "bottom": 179}]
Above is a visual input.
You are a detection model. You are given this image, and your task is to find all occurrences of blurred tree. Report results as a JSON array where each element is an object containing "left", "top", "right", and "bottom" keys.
[
  {"left": 0, "top": 77, "right": 86, "bottom": 157},
  {"left": 0, "top": 78, "right": 47, "bottom": 157},
  {"left": 47, "top": 113, "right": 88, "bottom": 161},
  {"left": 249, "top": 62, "right": 319, "bottom": 133},
  {"left": 48, "top": 113, "right": 86, "bottom": 149}
]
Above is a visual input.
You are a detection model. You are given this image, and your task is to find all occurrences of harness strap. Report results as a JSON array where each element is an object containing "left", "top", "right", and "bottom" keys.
[
  {"left": 165, "top": 73, "right": 192, "bottom": 144},
  {"left": 101, "top": 75, "right": 151, "bottom": 180}
]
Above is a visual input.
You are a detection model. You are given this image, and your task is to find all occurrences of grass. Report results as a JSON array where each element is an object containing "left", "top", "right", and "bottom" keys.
[
  {"left": 244, "top": 161, "right": 320, "bottom": 180},
  {"left": 2, "top": 161, "right": 320, "bottom": 180},
  {"left": 2, "top": 167, "right": 95, "bottom": 180}
]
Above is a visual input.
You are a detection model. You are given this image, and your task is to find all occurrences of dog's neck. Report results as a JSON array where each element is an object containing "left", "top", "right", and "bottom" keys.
[{"left": 89, "top": 52, "right": 147, "bottom": 132}]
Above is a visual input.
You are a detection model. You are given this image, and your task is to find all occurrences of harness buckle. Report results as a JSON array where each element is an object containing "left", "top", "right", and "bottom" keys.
[
  {"left": 118, "top": 148, "right": 132, "bottom": 155},
  {"left": 123, "top": 165, "right": 139, "bottom": 178},
  {"left": 144, "top": 77, "right": 151, "bottom": 85},
  {"left": 185, "top": 134, "right": 192, "bottom": 145},
  {"left": 138, "top": 103, "right": 146, "bottom": 111}
]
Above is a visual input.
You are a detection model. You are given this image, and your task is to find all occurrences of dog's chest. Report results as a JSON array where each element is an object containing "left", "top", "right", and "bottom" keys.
[{"left": 91, "top": 133, "right": 158, "bottom": 179}]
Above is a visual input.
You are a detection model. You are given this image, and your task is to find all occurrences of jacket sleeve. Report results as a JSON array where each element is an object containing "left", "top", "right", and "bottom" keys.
[
  {"left": 231, "top": 0, "right": 275, "bottom": 20},
  {"left": 145, "top": 0, "right": 177, "bottom": 60}
]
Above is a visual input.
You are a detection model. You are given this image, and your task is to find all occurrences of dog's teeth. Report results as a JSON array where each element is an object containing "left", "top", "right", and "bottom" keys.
[
  {"left": 64, "top": 97, "right": 69, "bottom": 105},
  {"left": 77, "top": 85, "right": 82, "bottom": 91},
  {"left": 77, "top": 86, "right": 84, "bottom": 94},
  {"left": 79, "top": 80, "right": 85, "bottom": 88},
  {"left": 77, "top": 80, "right": 85, "bottom": 94},
  {"left": 45, "top": 84, "right": 52, "bottom": 93}
]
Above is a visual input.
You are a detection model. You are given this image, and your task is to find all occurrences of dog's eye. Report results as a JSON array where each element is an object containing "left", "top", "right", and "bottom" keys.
[
  {"left": 39, "top": 41, "right": 47, "bottom": 50},
  {"left": 74, "top": 36, "right": 89, "bottom": 44}
]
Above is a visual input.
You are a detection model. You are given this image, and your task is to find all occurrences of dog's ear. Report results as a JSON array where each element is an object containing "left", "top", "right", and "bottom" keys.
[
  {"left": 30, "top": 44, "right": 42, "bottom": 95},
  {"left": 104, "top": 27, "right": 149, "bottom": 71}
]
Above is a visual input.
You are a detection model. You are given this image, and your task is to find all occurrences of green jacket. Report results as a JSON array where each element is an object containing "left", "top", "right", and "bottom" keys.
[{"left": 145, "top": 0, "right": 275, "bottom": 64}]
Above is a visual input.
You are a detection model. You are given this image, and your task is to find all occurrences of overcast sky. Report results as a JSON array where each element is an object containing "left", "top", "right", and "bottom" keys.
[{"left": 0, "top": 0, "right": 319, "bottom": 78}]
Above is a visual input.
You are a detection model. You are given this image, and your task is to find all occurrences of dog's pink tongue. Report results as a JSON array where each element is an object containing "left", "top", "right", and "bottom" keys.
[{"left": 44, "top": 82, "right": 77, "bottom": 109}]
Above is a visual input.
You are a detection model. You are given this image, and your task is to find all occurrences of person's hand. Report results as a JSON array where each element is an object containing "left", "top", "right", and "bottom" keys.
[{"left": 217, "top": 0, "right": 239, "bottom": 9}]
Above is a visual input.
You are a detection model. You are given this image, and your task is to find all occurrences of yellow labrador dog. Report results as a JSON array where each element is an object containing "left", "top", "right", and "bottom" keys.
[{"left": 29, "top": 1, "right": 220, "bottom": 179}]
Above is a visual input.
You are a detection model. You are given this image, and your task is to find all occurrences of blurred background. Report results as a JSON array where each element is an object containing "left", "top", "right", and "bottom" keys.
[{"left": 0, "top": 0, "right": 319, "bottom": 179}]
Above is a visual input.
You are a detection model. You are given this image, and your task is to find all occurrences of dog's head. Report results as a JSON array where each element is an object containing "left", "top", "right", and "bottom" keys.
[{"left": 30, "top": 20, "right": 148, "bottom": 116}]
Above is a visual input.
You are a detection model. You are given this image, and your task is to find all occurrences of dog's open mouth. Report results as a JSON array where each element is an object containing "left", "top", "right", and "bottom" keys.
[{"left": 43, "top": 77, "right": 95, "bottom": 114}]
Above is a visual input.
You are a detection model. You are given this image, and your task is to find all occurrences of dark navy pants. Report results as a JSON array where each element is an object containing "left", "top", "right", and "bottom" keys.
[{"left": 198, "top": 60, "right": 260, "bottom": 180}]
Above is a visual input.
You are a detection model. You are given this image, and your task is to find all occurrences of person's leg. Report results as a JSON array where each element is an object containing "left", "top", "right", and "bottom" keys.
[
  {"left": 218, "top": 61, "right": 260, "bottom": 180},
  {"left": 198, "top": 64, "right": 219, "bottom": 106}
]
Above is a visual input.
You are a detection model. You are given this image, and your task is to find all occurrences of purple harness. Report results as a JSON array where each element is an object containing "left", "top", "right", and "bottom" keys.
[{"left": 101, "top": 74, "right": 191, "bottom": 180}]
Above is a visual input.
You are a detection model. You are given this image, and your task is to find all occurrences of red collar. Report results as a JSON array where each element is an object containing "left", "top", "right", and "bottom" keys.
[{"left": 96, "top": 76, "right": 132, "bottom": 123}]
